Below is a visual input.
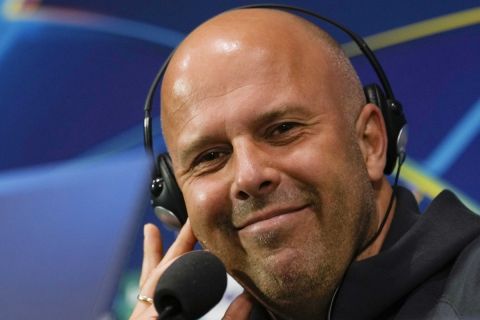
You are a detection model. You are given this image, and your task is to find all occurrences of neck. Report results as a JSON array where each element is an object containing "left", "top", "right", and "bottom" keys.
[
  {"left": 265, "top": 283, "right": 339, "bottom": 320},
  {"left": 270, "top": 301, "right": 330, "bottom": 320},
  {"left": 356, "top": 178, "right": 396, "bottom": 261}
]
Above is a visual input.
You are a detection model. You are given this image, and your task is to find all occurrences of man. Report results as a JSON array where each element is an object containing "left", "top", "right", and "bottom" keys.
[{"left": 131, "top": 8, "right": 480, "bottom": 320}]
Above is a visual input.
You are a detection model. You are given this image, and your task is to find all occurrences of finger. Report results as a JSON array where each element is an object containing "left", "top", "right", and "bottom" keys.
[
  {"left": 222, "top": 292, "right": 254, "bottom": 320},
  {"left": 131, "top": 224, "right": 164, "bottom": 319},
  {"left": 139, "top": 224, "right": 163, "bottom": 288},
  {"left": 142, "top": 219, "right": 197, "bottom": 296},
  {"left": 162, "top": 219, "right": 197, "bottom": 262},
  {"left": 129, "top": 303, "right": 158, "bottom": 320},
  {"left": 131, "top": 220, "right": 197, "bottom": 318}
]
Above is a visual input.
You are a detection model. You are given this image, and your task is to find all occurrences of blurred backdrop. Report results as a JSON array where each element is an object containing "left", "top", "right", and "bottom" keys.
[{"left": 0, "top": 0, "right": 479, "bottom": 318}]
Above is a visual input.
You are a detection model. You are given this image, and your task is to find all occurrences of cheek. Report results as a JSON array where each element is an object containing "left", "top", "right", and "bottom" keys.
[
  {"left": 294, "top": 130, "right": 357, "bottom": 177},
  {"left": 284, "top": 136, "right": 343, "bottom": 183},
  {"left": 183, "top": 178, "right": 231, "bottom": 241}
]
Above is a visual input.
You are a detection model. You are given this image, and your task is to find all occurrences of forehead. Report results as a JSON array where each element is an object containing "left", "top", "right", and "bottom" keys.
[{"left": 161, "top": 33, "right": 340, "bottom": 161}]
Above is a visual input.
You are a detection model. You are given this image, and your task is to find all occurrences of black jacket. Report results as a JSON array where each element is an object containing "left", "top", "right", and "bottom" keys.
[{"left": 332, "top": 187, "right": 480, "bottom": 320}]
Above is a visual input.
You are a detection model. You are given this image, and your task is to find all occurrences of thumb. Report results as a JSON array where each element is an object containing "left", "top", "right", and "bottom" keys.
[{"left": 222, "top": 291, "right": 254, "bottom": 320}]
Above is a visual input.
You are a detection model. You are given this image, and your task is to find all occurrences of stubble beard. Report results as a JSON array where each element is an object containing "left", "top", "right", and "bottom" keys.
[
  {"left": 229, "top": 183, "right": 370, "bottom": 318},
  {"left": 228, "top": 166, "right": 376, "bottom": 319}
]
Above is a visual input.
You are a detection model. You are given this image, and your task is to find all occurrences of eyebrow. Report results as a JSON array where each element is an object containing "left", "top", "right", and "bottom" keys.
[{"left": 250, "top": 105, "right": 312, "bottom": 128}]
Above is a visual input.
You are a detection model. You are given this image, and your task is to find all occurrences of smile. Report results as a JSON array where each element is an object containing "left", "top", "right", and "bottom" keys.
[{"left": 236, "top": 204, "right": 310, "bottom": 234}]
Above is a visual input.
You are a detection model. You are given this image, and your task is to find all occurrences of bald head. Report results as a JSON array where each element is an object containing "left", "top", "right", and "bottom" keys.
[
  {"left": 157, "top": 9, "right": 390, "bottom": 318},
  {"left": 161, "top": 8, "right": 365, "bottom": 150}
]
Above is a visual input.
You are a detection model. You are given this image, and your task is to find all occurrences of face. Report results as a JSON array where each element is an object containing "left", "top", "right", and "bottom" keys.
[{"left": 163, "top": 37, "right": 376, "bottom": 315}]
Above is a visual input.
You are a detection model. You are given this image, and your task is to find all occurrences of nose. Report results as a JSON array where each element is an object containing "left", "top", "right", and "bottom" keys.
[{"left": 230, "top": 141, "right": 281, "bottom": 201}]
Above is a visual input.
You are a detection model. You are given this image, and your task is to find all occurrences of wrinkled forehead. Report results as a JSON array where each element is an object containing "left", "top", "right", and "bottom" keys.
[
  {"left": 161, "top": 45, "right": 328, "bottom": 154},
  {"left": 165, "top": 42, "right": 271, "bottom": 101}
]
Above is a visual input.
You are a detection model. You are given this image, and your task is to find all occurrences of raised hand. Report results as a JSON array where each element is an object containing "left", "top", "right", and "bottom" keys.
[{"left": 129, "top": 220, "right": 197, "bottom": 319}]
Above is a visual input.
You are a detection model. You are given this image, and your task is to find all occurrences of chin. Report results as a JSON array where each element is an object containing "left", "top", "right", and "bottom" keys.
[
  {"left": 264, "top": 247, "right": 305, "bottom": 276},
  {"left": 233, "top": 255, "right": 333, "bottom": 319},
  {"left": 259, "top": 249, "right": 321, "bottom": 298}
]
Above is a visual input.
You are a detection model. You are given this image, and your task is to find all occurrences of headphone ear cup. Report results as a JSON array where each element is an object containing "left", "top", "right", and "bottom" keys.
[
  {"left": 150, "top": 153, "right": 188, "bottom": 229},
  {"left": 364, "top": 84, "right": 407, "bottom": 175}
]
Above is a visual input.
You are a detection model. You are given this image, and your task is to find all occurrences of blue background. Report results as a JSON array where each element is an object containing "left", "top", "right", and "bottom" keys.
[{"left": 1, "top": 0, "right": 478, "bottom": 317}]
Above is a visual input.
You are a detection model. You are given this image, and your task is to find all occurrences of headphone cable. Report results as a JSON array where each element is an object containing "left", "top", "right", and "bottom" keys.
[
  {"left": 359, "top": 151, "right": 406, "bottom": 254},
  {"left": 327, "top": 152, "right": 406, "bottom": 320}
]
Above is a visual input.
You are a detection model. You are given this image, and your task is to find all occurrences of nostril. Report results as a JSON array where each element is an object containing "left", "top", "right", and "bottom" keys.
[
  {"left": 237, "top": 190, "right": 249, "bottom": 200},
  {"left": 259, "top": 180, "right": 272, "bottom": 190}
]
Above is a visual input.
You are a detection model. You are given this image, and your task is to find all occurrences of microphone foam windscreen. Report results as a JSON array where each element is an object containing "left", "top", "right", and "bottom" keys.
[{"left": 154, "top": 250, "right": 227, "bottom": 320}]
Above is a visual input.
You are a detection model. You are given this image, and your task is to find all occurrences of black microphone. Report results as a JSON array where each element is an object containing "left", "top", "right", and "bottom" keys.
[{"left": 154, "top": 250, "right": 227, "bottom": 320}]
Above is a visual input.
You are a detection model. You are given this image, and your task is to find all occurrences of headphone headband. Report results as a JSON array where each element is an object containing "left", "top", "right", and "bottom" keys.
[{"left": 238, "top": 4, "right": 396, "bottom": 98}]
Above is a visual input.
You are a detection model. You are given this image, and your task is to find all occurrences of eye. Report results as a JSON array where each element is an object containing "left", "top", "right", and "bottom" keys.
[
  {"left": 272, "top": 122, "right": 297, "bottom": 135},
  {"left": 264, "top": 121, "right": 305, "bottom": 145},
  {"left": 191, "top": 148, "right": 230, "bottom": 172},
  {"left": 198, "top": 151, "right": 224, "bottom": 163}
]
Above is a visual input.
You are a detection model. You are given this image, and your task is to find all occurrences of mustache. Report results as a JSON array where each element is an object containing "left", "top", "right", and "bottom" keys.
[{"left": 232, "top": 184, "right": 320, "bottom": 224}]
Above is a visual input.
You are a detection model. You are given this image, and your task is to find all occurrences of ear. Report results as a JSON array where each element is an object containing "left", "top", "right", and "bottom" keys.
[{"left": 355, "top": 103, "right": 388, "bottom": 182}]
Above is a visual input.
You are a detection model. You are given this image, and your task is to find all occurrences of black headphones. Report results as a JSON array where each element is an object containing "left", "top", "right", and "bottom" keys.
[{"left": 143, "top": 4, "right": 408, "bottom": 229}]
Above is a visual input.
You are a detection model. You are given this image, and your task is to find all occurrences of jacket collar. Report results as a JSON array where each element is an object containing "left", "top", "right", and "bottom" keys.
[{"left": 332, "top": 187, "right": 480, "bottom": 319}]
